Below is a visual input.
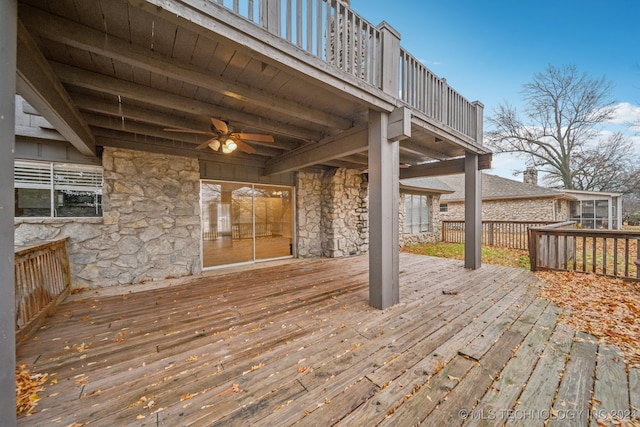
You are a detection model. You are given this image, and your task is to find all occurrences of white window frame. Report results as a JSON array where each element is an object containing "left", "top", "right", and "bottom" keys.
[
  {"left": 404, "top": 194, "right": 431, "bottom": 234},
  {"left": 15, "top": 160, "right": 103, "bottom": 218}
]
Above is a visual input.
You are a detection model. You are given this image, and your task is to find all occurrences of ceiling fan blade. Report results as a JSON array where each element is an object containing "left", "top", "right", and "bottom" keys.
[
  {"left": 195, "top": 137, "right": 221, "bottom": 151},
  {"left": 234, "top": 139, "right": 257, "bottom": 154},
  {"left": 210, "top": 118, "right": 228, "bottom": 134},
  {"left": 164, "top": 128, "right": 215, "bottom": 136},
  {"left": 234, "top": 133, "right": 274, "bottom": 142}
]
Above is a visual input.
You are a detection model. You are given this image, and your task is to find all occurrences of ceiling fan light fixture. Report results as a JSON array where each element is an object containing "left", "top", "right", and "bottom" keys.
[
  {"left": 222, "top": 138, "right": 237, "bottom": 153},
  {"left": 208, "top": 139, "right": 221, "bottom": 151}
]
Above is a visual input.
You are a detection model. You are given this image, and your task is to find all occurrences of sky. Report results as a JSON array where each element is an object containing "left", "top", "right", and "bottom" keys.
[{"left": 349, "top": 0, "right": 640, "bottom": 181}]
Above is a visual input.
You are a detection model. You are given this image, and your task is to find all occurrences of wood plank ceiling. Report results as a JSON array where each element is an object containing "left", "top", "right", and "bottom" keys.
[{"left": 17, "top": 0, "right": 480, "bottom": 175}]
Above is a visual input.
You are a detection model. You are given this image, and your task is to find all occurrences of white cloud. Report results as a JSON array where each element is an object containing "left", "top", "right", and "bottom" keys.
[
  {"left": 418, "top": 58, "right": 442, "bottom": 67},
  {"left": 608, "top": 102, "right": 640, "bottom": 126}
]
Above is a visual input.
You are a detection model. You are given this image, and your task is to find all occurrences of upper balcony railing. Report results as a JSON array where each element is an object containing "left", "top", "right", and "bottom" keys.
[{"left": 212, "top": 0, "right": 481, "bottom": 142}]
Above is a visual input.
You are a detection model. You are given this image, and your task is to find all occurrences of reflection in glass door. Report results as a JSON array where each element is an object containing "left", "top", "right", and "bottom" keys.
[
  {"left": 254, "top": 185, "right": 293, "bottom": 261},
  {"left": 201, "top": 180, "right": 293, "bottom": 268}
]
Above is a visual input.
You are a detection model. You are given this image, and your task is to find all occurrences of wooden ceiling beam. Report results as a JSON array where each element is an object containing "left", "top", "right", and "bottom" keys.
[
  {"left": 51, "top": 62, "right": 322, "bottom": 142},
  {"left": 72, "top": 93, "right": 299, "bottom": 151},
  {"left": 84, "top": 113, "right": 284, "bottom": 157},
  {"left": 16, "top": 21, "right": 95, "bottom": 156},
  {"left": 399, "top": 154, "right": 492, "bottom": 179},
  {"left": 72, "top": 93, "right": 210, "bottom": 131},
  {"left": 264, "top": 126, "right": 368, "bottom": 176},
  {"left": 94, "top": 133, "right": 266, "bottom": 169},
  {"left": 19, "top": 5, "right": 351, "bottom": 131},
  {"left": 399, "top": 140, "right": 449, "bottom": 161}
]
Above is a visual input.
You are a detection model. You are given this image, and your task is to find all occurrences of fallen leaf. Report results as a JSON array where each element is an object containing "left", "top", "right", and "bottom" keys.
[
  {"left": 180, "top": 392, "right": 198, "bottom": 402},
  {"left": 15, "top": 364, "right": 49, "bottom": 416}
]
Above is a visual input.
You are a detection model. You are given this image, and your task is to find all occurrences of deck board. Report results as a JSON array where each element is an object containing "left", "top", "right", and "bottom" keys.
[
  {"left": 591, "top": 345, "right": 631, "bottom": 427},
  {"left": 16, "top": 254, "right": 638, "bottom": 426},
  {"left": 548, "top": 331, "right": 598, "bottom": 427}
]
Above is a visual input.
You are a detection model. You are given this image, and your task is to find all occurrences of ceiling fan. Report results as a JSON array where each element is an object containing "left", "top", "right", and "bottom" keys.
[{"left": 164, "top": 118, "right": 274, "bottom": 154}]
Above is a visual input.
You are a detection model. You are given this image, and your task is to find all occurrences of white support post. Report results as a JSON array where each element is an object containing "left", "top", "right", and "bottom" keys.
[
  {"left": 0, "top": 1, "right": 17, "bottom": 425},
  {"left": 464, "top": 152, "right": 482, "bottom": 269},
  {"left": 368, "top": 109, "right": 399, "bottom": 309}
]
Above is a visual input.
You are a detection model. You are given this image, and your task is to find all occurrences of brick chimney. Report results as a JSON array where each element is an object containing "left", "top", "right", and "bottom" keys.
[{"left": 523, "top": 167, "right": 538, "bottom": 186}]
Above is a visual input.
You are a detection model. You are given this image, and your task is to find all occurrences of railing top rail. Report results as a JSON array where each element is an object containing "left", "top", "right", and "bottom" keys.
[
  {"left": 14, "top": 237, "right": 69, "bottom": 256},
  {"left": 528, "top": 221, "right": 576, "bottom": 230},
  {"left": 529, "top": 227, "right": 640, "bottom": 239},
  {"left": 443, "top": 220, "right": 559, "bottom": 225}
]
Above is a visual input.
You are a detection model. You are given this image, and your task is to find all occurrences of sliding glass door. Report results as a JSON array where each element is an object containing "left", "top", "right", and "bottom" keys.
[{"left": 201, "top": 181, "right": 293, "bottom": 268}]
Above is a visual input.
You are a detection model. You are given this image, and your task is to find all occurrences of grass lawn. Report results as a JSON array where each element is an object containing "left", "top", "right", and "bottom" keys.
[{"left": 401, "top": 242, "right": 530, "bottom": 269}]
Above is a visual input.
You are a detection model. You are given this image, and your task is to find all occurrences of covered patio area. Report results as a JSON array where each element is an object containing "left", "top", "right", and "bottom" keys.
[{"left": 16, "top": 254, "right": 638, "bottom": 426}]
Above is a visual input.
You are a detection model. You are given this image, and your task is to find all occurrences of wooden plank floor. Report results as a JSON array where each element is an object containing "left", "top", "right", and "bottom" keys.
[{"left": 16, "top": 254, "right": 639, "bottom": 426}]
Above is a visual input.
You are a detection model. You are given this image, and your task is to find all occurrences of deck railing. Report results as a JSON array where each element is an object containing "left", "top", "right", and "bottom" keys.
[
  {"left": 14, "top": 239, "right": 72, "bottom": 340},
  {"left": 442, "top": 220, "right": 558, "bottom": 250},
  {"left": 213, "top": 0, "right": 479, "bottom": 140},
  {"left": 528, "top": 223, "right": 640, "bottom": 281}
]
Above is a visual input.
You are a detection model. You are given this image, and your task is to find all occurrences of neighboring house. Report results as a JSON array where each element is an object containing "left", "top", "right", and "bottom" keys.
[
  {"left": 564, "top": 189, "right": 623, "bottom": 230},
  {"left": 437, "top": 172, "right": 623, "bottom": 229}
]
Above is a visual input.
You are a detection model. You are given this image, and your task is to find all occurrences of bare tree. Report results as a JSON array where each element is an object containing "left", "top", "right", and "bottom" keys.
[
  {"left": 486, "top": 64, "right": 618, "bottom": 189},
  {"left": 569, "top": 132, "right": 640, "bottom": 192}
]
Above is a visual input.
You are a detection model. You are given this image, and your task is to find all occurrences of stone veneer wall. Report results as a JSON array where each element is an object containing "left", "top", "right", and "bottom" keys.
[
  {"left": 399, "top": 193, "right": 442, "bottom": 246},
  {"left": 296, "top": 171, "right": 324, "bottom": 257},
  {"left": 14, "top": 148, "right": 201, "bottom": 288},
  {"left": 296, "top": 168, "right": 368, "bottom": 258},
  {"left": 441, "top": 198, "right": 566, "bottom": 222}
]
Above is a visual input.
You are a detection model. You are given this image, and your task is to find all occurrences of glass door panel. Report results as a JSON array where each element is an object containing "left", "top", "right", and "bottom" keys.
[
  {"left": 201, "top": 181, "right": 253, "bottom": 267},
  {"left": 254, "top": 185, "right": 293, "bottom": 260},
  {"left": 230, "top": 184, "right": 254, "bottom": 264},
  {"left": 202, "top": 181, "right": 293, "bottom": 268}
]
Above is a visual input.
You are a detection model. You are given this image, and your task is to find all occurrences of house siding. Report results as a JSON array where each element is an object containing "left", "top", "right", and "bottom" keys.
[
  {"left": 441, "top": 198, "right": 571, "bottom": 223},
  {"left": 15, "top": 148, "right": 202, "bottom": 288}
]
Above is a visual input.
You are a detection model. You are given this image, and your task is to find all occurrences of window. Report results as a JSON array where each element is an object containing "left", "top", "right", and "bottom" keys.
[
  {"left": 404, "top": 194, "right": 430, "bottom": 234},
  {"left": 440, "top": 203, "right": 448, "bottom": 213},
  {"left": 15, "top": 161, "right": 103, "bottom": 217},
  {"left": 569, "top": 199, "right": 610, "bottom": 229}
]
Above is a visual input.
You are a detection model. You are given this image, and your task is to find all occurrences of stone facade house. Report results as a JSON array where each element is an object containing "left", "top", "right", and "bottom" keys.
[
  {"left": 3, "top": 0, "right": 496, "bottom": 414},
  {"left": 4, "top": 0, "right": 492, "bottom": 318},
  {"left": 14, "top": 96, "right": 458, "bottom": 287},
  {"left": 437, "top": 172, "right": 623, "bottom": 229}
]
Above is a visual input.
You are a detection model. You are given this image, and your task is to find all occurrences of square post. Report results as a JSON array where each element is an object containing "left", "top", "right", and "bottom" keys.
[
  {"left": 464, "top": 152, "right": 482, "bottom": 269},
  {"left": 368, "top": 109, "right": 399, "bottom": 309},
  {"left": 377, "top": 21, "right": 401, "bottom": 96},
  {"left": 0, "top": 0, "right": 17, "bottom": 425}
]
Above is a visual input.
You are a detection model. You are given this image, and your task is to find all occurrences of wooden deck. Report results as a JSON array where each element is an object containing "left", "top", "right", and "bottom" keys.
[{"left": 16, "top": 254, "right": 639, "bottom": 426}]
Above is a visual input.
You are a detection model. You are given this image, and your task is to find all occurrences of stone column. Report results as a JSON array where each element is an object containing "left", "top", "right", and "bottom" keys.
[{"left": 0, "top": 1, "right": 17, "bottom": 424}]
